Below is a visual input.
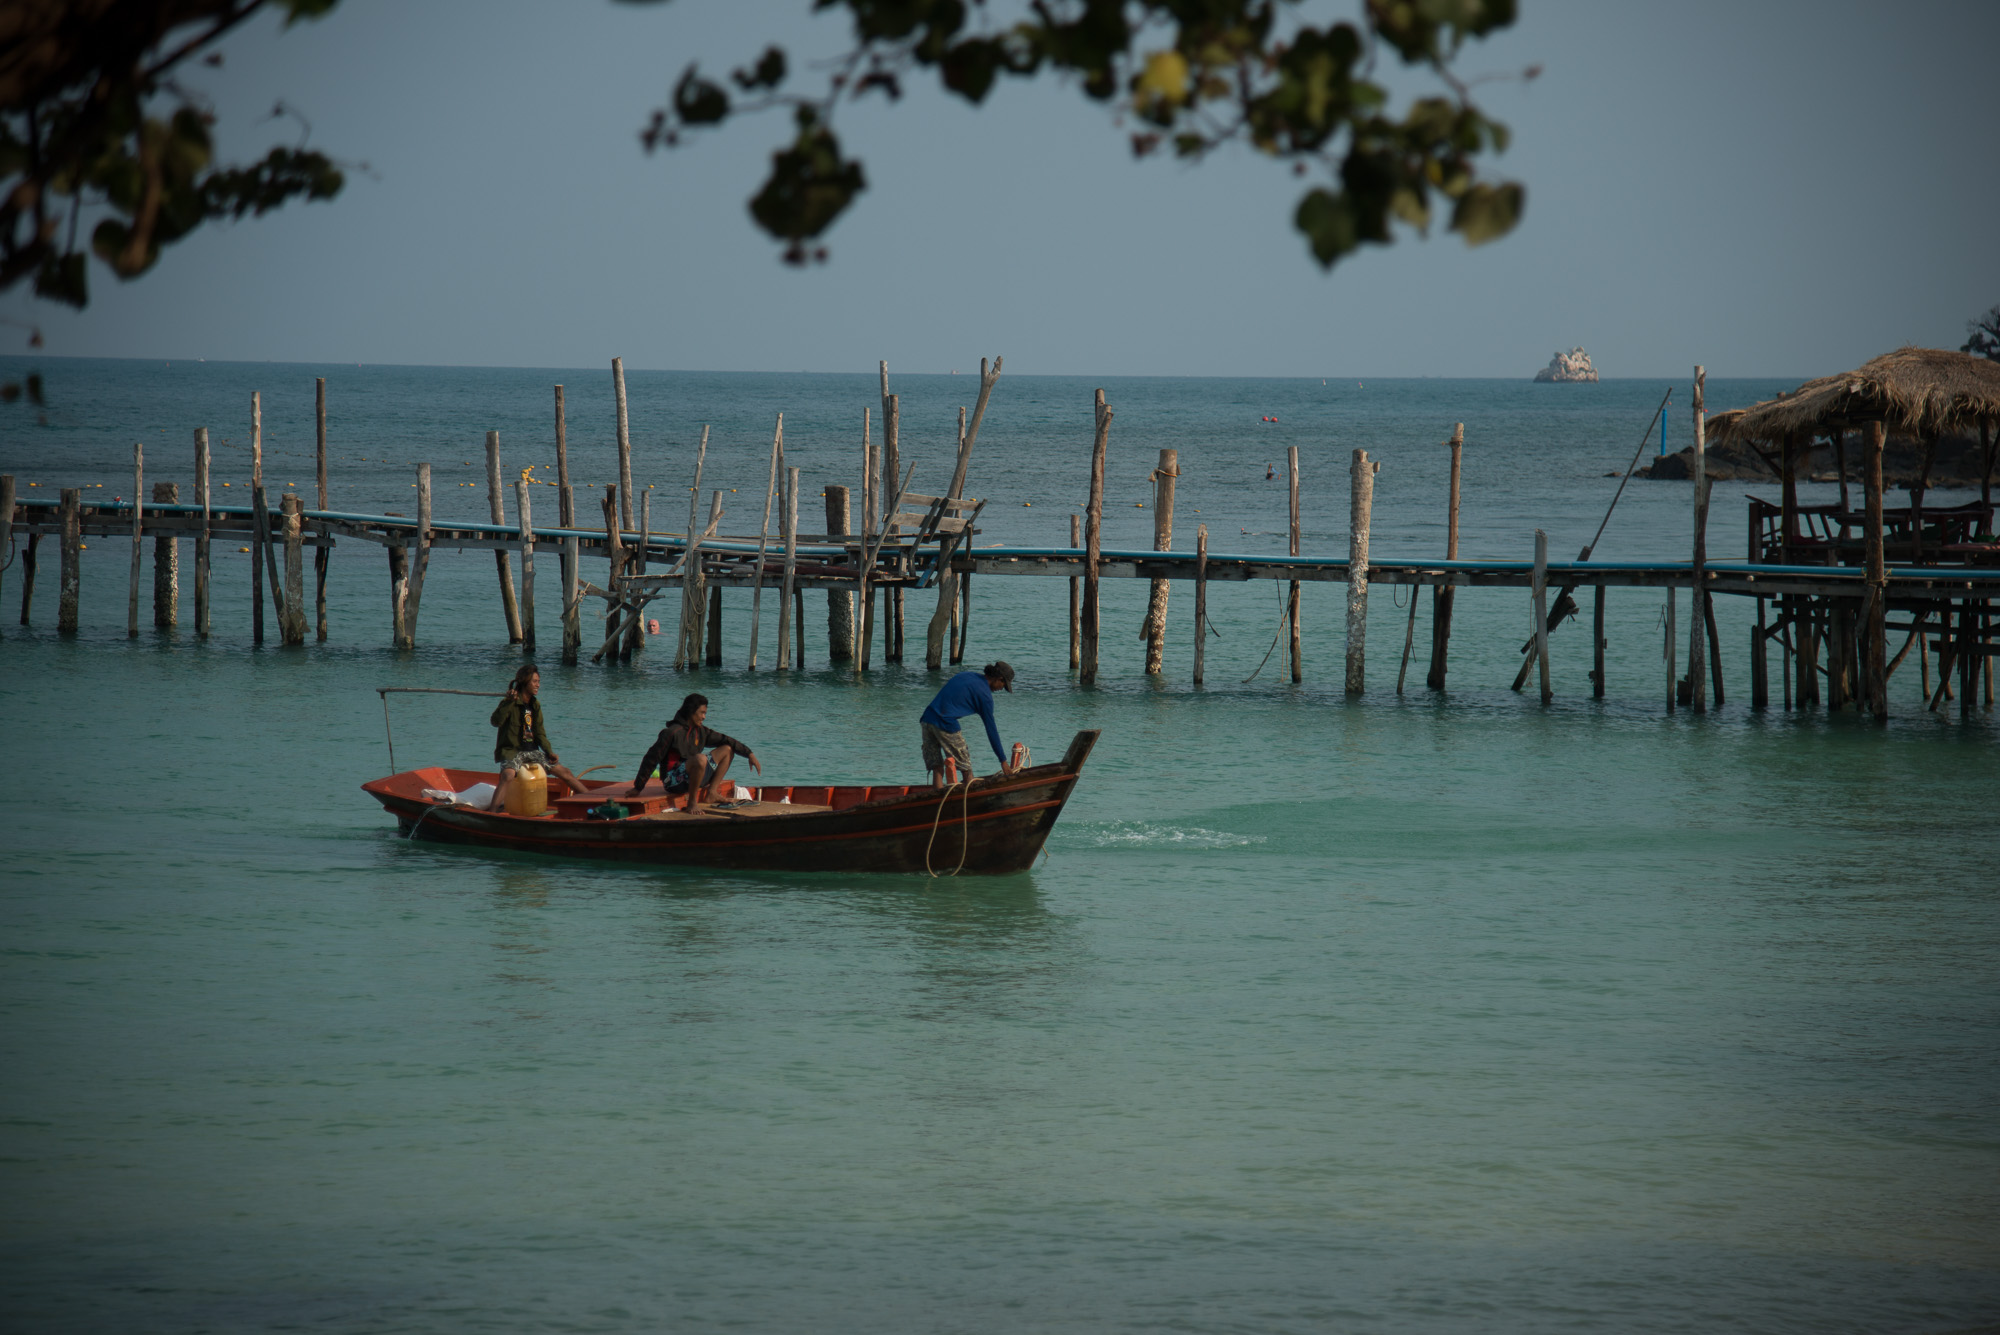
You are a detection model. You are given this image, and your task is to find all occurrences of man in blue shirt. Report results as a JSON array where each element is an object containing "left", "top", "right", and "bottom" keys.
[{"left": 920, "top": 661, "right": 1016, "bottom": 785}]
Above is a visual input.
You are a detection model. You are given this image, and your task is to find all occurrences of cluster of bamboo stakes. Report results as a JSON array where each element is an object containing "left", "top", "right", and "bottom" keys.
[{"left": 4, "top": 365, "right": 1992, "bottom": 720}]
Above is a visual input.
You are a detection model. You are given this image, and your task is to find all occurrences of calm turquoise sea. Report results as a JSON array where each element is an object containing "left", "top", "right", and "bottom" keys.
[{"left": 3, "top": 359, "right": 1996, "bottom": 1333}]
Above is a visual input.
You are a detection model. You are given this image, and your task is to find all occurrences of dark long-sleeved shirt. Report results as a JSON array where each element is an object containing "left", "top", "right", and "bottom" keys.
[
  {"left": 920, "top": 671, "right": 1006, "bottom": 766},
  {"left": 490, "top": 695, "right": 551, "bottom": 762},
  {"left": 633, "top": 720, "right": 753, "bottom": 790}
]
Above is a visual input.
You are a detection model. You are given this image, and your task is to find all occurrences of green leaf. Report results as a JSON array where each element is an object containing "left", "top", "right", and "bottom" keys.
[
  {"left": 673, "top": 66, "right": 731, "bottom": 124},
  {"left": 1449, "top": 181, "right": 1523, "bottom": 245},
  {"left": 1294, "top": 188, "right": 1357, "bottom": 267}
]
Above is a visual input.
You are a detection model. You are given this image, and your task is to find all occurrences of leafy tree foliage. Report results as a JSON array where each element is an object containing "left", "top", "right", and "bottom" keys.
[
  {"left": 1964, "top": 304, "right": 2000, "bottom": 361},
  {"left": 634, "top": 0, "right": 1530, "bottom": 266},
  {"left": 0, "top": 0, "right": 346, "bottom": 312}
]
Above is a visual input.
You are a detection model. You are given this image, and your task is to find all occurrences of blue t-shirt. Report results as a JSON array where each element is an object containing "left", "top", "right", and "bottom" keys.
[{"left": 920, "top": 671, "right": 1007, "bottom": 765}]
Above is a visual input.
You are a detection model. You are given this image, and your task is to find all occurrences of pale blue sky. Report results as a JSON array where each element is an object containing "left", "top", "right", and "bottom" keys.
[{"left": 9, "top": 0, "right": 1996, "bottom": 378}]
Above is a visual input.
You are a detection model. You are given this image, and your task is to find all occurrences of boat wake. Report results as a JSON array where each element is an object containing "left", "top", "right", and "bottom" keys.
[{"left": 1068, "top": 821, "right": 1266, "bottom": 850}]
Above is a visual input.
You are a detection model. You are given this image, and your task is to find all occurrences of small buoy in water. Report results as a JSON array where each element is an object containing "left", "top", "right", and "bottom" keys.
[
  {"left": 647, "top": 618, "right": 661, "bottom": 634},
  {"left": 239, "top": 546, "right": 251, "bottom": 553},
  {"left": 1023, "top": 501, "right": 1031, "bottom": 506}
]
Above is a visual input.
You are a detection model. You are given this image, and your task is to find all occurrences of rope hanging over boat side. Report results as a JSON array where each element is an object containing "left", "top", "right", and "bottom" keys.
[{"left": 925, "top": 779, "right": 974, "bottom": 878}]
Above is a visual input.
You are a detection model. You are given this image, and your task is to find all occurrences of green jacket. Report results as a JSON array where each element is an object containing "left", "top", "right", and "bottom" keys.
[{"left": 490, "top": 695, "right": 552, "bottom": 762}]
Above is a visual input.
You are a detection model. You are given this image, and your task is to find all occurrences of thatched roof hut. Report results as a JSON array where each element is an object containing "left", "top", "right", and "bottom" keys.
[{"left": 1707, "top": 346, "right": 2000, "bottom": 445}]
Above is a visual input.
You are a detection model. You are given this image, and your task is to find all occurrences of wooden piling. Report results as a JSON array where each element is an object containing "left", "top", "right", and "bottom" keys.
[
  {"left": 151, "top": 480, "right": 179, "bottom": 628},
  {"left": 280, "top": 494, "right": 306, "bottom": 644},
  {"left": 1862, "top": 420, "right": 1888, "bottom": 717},
  {"left": 1426, "top": 424, "right": 1463, "bottom": 691},
  {"left": 1343, "top": 448, "right": 1375, "bottom": 693},
  {"left": 626, "top": 489, "right": 649, "bottom": 659},
  {"left": 952, "top": 570, "right": 971, "bottom": 665},
  {"left": 1194, "top": 523, "right": 1208, "bottom": 686},
  {"left": 778, "top": 466, "right": 800, "bottom": 670},
  {"left": 0, "top": 473, "right": 13, "bottom": 628},
  {"left": 1069, "top": 513, "right": 1082, "bottom": 671},
  {"left": 1751, "top": 595, "right": 1769, "bottom": 709},
  {"left": 1593, "top": 586, "right": 1608, "bottom": 699},
  {"left": 555, "top": 385, "right": 580, "bottom": 661},
  {"left": 676, "top": 427, "right": 710, "bottom": 668},
  {"left": 748, "top": 415, "right": 782, "bottom": 668},
  {"left": 881, "top": 377, "right": 902, "bottom": 662},
  {"left": 128, "top": 441, "right": 143, "bottom": 637},
  {"left": 250, "top": 394, "right": 270, "bottom": 643},
  {"left": 858, "top": 407, "right": 876, "bottom": 668},
  {"left": 1142, "top": 448, "right": 1177, "bottom": 673},
  {"left": 314, "top": 376, "right": 328, "bottom": 641},
  {"left": 613, "top": 357, "right": 633, "bottom": 530},
  {"left": 925, "top": 358, "right": 1003, "bottom": 670},
  {"left": 1531, "top": 529, "right": 1551, "bottom": 704},
  {"left": 825, "top": 484, "right": 853, "bottom": 662},
  {"left": 58, "top": 487, "right": 79, "bottom": 632},
  {"left": 1664, "top": 586, "right": 1676, "bottom": 712},
  {"left": 484, "top": 431, "right": 524, "bottom": 643},
  {"left": 706, "top": 584, "right": 723, "bottom": 667},
  {"left": 1687, "top": 367, "right": 1708, "bottom": 714},
  {"left": 193, "top": 429, "right": 211, "bottom": 636},
  {"left": 1289, "top": 448, "right": 1305, "bottom": 684},
  {"left": 1080, "top": 389, "right": 1109, "bottom": 686},
  {"left": 515, "top": 477, "right": 536, "bottom": 649},
  {"left": 17, "top": 532, "right": 35, "bottom": 625},
  {"left": 403, "top": 464, "right": 433, "bottom": 645},
  {"left": 600, "top": 486, "right": 625, "bottom": 661}
]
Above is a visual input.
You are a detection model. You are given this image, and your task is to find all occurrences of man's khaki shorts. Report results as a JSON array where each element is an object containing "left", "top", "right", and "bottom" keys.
[{"left": 920, "top": 722, "right": 974, "bottom": 777}]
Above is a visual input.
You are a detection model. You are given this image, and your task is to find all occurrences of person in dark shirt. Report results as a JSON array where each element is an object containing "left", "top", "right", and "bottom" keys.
[
  {"left": 487, "top": 664, "right": 585, "bottom": 810},
  {"left": 919, "top": 661, "right": 1016, "bottom": 786},
  {"left": 633, "top": 693, "right": 761, "bottom": 813}
]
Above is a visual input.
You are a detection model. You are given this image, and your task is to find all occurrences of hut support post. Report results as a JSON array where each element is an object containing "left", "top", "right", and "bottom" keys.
[
  {"left": 881, "top": 374, "right": 902, "bottom": 663},
  {"left": 952, "top": 571, "right": 970, "bottom": 665},
  {"left": 858, "top": 407, "right": 875, "bottom": 670},
  {"left": 515, "top": 478, "right": 536, "bottom": 650},
  {"left": 924, "top": 358, "right": 1003, "bottom": 669},
  {"left": 1142, "top": 448, "right": 1177, "bottom": 673},
  {"left": 1863, "top": 421, "right": 1888, "bottom": 717},
  {"left": 1343, "top": 448, "right": 1372, "bottom": 693},
  {"left": 1702, "top": 560, "right": 1724, "bottom": 706},
  {"left": 600, "top": 487, "right": 625, "bottom": 663},
  {"left": 1427, "top": 424, "right": 1463, "bottom": 690},
  {"left": 250, "top": 393, "right": 265, "bottom": 644},
  {"left": 18, "top": 532, "right": 36, "bottom": 625},
  {"left": 563, "top": 532, "right": 580, "bottom": 663},
  {"left": 403, "top": 464, "right": 432, "bottom": 645},
  {"left": 0, "top": 474, "right": 15, "bottom": 627},
  {"left": 128, "top": 442, "right": 144, "bottom": 637},
  {"left": 195, "top": 428, "right": 211, "bottom": 637},
  {"left": 706, "top": 585, "right": 723, "bottom": 667},
  {"left": 58, "top": 488, "right": 80, "bottom": 632},
  {"left": 486, "top": 431, "right": 523, "bottom": 643},
  {"left": 675, "top": 427, "right": 710, "bottom": 668},
  {"left": 825, "top": 485, "right": 853, "bottom": 662},
  {"left": 1064, "top": 515, "right": 1080, "bottom": 671},
  {"left": 1752, "top": 597, "right": 1769, "bottom": 709},
  {"left": 1080, "top": 390, "right": 1109, "bottom": 686},
  {"left": 624, "top": 490, "right": 650, "bottom": 659},
  {"left": 1289, "top": 447, "right": 1304, "bottom": 684},
  {"left": 1687, "top": 368, "right": 1708, "bottom": 714},
  {"left": 314, "top": 377, "right": 328, "bottom": 641},
  {"left": 556, "top": 386, "right": 579, "bottom": 662},
  {"left": 1664, "top": 586, "right": 1676, "bottom": 713},
  {"left": 1194, "top": 523, "right": 1209, "bottom": 686},
  {"left": 152, "top": 482, "right": 178, "bottom": 627}
]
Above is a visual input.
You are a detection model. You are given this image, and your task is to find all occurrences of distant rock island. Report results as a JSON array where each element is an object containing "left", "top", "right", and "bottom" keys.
[{"left": 1534, "top": 348, "right": 1599, "bottom": 382}]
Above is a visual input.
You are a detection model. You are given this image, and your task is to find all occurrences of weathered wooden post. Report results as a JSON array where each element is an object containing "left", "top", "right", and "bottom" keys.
[
  {"left": 674, "top": 427, "right": 710, "bottom": 668},
  {"left": 1080, "top": 389, "right": 1109, "bottom": 686},
  {"left": 600, "top": 486, "right": 626, "bottom": 662},
  {"left": 484, "top": 431, "right": 524, "bottom": 643},
  {"left": 1193, "top": 522, "right": 1208, "bottom": 686},
  {"left": 1664, "top": 586, "right": 1676, "bottom": 713},
  {"left": 1344, "top": 448, "right": 1373, "bottom": 693},
  {"left": 0, "top": 474, "right": 14, "bottom": 628},
  {"left": 1426, "top": 424, "right": 1463, "bottom": 690},
  {"left": 880, "top": 370, "right": 903, "bottom": 662},
  {"left": 1531, "top": 529, "right": 1551, "bottom": 704},
  {"left": 1142, "top": 448, "right": 1177, "bottom": 673},
  {"left": 748, "top": 415, "right": 782, "bottom": 668},
  {"left": 952, "top": 569, "right": 971, "bottom": 664},
  {"left": 1289, "top": 447, "right": 1304, "bottom": 683},
  {"left": 401, "top": 464, "right": 433, "bottom": 646},
  {"left": 554, "top": 385, "right": 580, "bottom": 661},
  {"left": 1687, "top": 367, "right": 1708, "bottom": 714},
  {"left": 515, "top": 477, "right": 536, "bottom": 650},
  {"left": 57, "top": 488, "right": 80, "bottom": 632},
  {"left": 195, "top": 428, "right": 211, "bottom": 637},
  {"left": 1701, "top": 477, "right": 1724, "bottom": 706},
  {"left": 825, "top": 484, "right": 853, "bottom": 662},
  {"left": 1069, "top": 513, "right": 1082, "bottom": 671},
  {"left": 612, "top": 356, "right": 633, "bottom": 530},
  {"left": 314, "top": 376, "right": 329, "bottom": 641},
  {"left": 778, "top": 466, "right": 800, "bottom": 670},
  {"left": 858, "top": 407, "right": 876, "bottom": 668},
  {"left": 250, "top": 393, "right": 268, "bottom": 643},
  {"left": 152, "top": 481, "right": 178, "bottom": 627},
  {"left": 1593, "top": 586, "right": 1608, "bottom": 699},
  {"left": 282, "top": 499, "right": 308, "bottom": 647},
  {"left": 128, "top": 441, "right": 144, "bottom": 637},
  {"left": 280, "top": 493, "right": 306, "bottom": 644},
  {"left": 625, "top": 489, "right": 650, "bottom": 660},
  {"left": 1863, "top": 420, "right": 1888, "bottom": 717},
  {"left": 925, "top": 357, "right": 1003, "bottom": 669}
]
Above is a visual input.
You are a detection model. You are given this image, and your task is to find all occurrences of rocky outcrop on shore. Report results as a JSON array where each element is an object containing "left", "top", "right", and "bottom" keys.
[
  {"left": 1534, "top": 348, "right": 1599, "bottom": 382},
  {"left": 1640, "top": 429, "right": 1995, "bottom": 488}
]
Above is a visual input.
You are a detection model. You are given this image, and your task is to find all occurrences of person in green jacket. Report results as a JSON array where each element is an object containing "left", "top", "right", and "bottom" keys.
[{"left": 487, "top": 664, "right": 584, "bottom": 810}]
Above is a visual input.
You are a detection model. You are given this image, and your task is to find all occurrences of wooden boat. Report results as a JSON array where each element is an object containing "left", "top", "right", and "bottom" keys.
[{"left": 361, "top": 730, "right": 1100, "bottom": 875}]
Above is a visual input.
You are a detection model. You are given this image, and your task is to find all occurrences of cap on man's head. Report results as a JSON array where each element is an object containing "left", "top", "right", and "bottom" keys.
[{"left": 984, "top": 661, "right": 1015, "bottom": 691}]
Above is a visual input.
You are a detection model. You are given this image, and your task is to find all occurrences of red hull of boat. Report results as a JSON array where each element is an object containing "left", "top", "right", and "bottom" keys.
[{"left": 361, "top": 730, "right": 1100, "bottom": 875}]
